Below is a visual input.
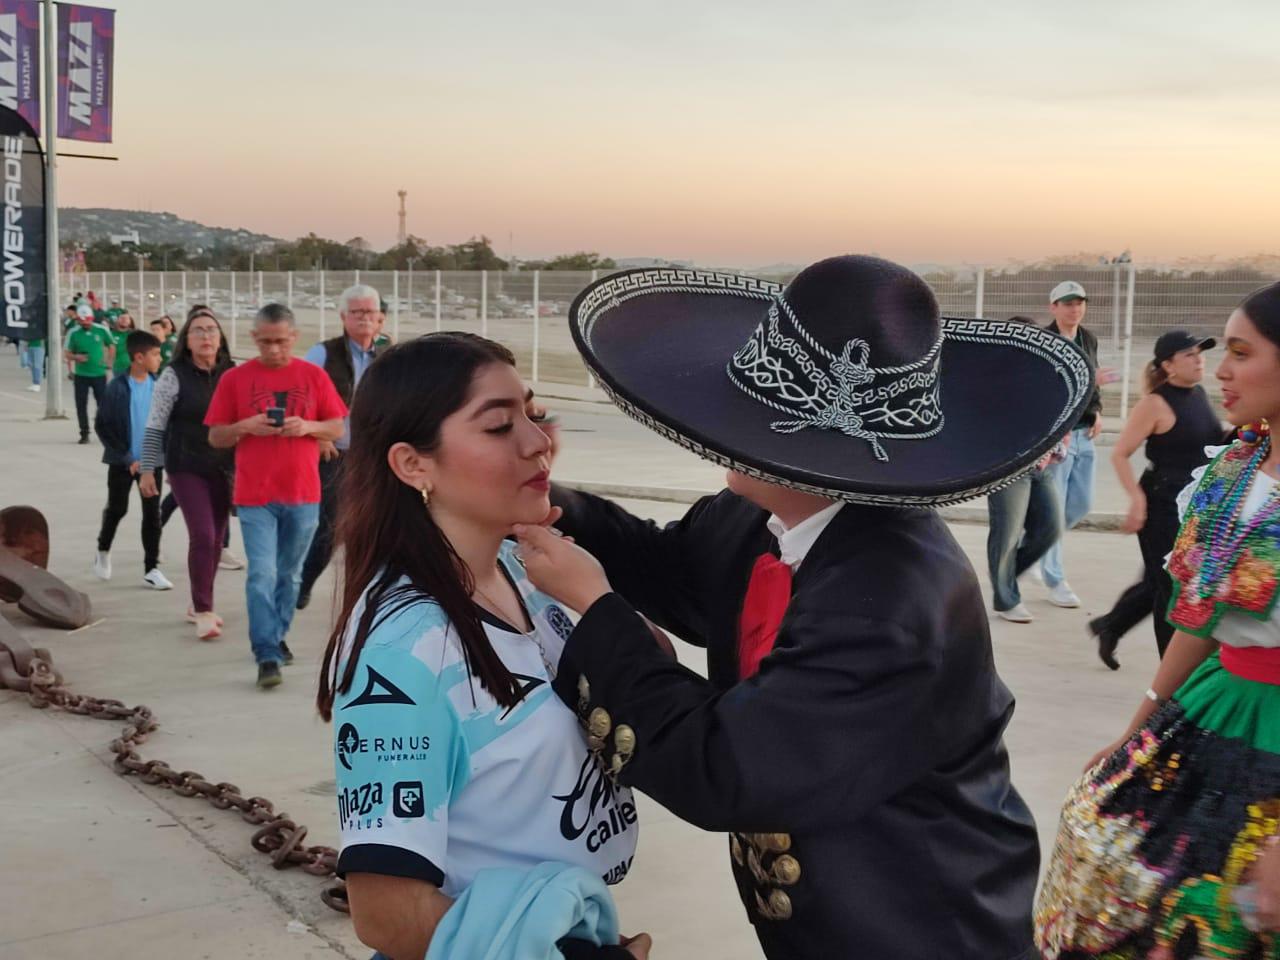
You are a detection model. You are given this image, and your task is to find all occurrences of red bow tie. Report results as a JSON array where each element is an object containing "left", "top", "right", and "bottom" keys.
[{"left": 737, "top": 552, "right": 793, "bottom": 679}]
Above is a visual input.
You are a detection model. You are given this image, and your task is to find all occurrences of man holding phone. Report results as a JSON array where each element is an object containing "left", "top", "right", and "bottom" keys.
[{"left": 205, "top": 303, "right": 347, "bottom": 689}]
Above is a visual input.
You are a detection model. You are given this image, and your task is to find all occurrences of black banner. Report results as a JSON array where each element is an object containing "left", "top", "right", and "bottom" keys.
[{"left": 0, "top": 105, "right": 44, "bottom": 340}]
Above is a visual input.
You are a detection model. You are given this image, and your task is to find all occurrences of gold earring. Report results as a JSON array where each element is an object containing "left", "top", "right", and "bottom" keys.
[{"left": 421, "top": 486, "right": 431, "bottom": 509}]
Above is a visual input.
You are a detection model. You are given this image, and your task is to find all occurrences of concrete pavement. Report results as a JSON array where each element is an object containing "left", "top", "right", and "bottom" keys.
[{"left": 1, "top": 357, "right": 1167, "bottom": 959}]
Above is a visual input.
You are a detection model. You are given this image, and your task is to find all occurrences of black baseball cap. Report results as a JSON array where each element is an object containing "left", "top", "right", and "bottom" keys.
[{"left": 1154, "top": 330, "right": 1216, "bottom": 363}]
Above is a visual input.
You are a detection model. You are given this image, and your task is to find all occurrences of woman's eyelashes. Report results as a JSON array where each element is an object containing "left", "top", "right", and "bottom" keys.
[{"left": 485, "top": 421, "right": 515, "bottom": 435}]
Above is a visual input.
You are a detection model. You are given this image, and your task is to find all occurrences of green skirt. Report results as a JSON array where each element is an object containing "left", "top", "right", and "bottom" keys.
[{"left": 1035, "top": 652, "right": 1280, "bottom": 960}]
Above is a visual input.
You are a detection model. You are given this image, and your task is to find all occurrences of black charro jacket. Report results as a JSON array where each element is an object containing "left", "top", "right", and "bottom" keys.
[{"left": 549, "top": 486, "right": 1040, "bottom": 960}]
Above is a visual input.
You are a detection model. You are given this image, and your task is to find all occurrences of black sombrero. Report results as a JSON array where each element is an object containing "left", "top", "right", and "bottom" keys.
[{"left": 569, "top": 255, "right": 1094, "bottom": 506}]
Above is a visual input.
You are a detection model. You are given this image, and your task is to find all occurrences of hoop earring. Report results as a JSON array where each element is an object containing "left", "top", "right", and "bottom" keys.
[{"left": 421, "top": 486, "right": 432, "bottom": 509}]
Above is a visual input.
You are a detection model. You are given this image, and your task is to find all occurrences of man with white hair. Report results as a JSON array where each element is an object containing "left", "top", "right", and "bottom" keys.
[{"left": 297, "top": 284, "right": 386, "bottom": 609}]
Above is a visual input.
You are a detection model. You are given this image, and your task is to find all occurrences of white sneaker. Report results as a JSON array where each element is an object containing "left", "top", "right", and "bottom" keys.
[
  {"left": 1048, "top": 581, "right": 1081, "bottom": 608},
  {"left": 26, "top": 383, "right": 40, "bottom": 392},
  {"left": 143, "top": 568, "right": 174, "bottom": 590},
  {"left": 997, "top": 603, "right": 1034, "bottom": 623},
  {"left": 92, "top": 550, "right": 112, "bottom": 581},
  {"left": 218, "top": 549, "right": 245, "bottom": 571}
]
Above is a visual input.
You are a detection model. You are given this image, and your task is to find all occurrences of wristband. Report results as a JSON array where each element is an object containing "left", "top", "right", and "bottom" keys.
[{"left": 1144, "top": 688, "right": 1167, "bottom": 705}]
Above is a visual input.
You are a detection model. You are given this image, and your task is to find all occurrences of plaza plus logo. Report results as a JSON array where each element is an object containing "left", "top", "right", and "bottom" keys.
[{"left": 393, "top": 781, "right": 425, "bottom": 819}]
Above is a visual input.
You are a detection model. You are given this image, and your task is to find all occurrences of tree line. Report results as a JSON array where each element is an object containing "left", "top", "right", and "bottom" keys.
[{"left": 67, "top": 233, "right": 617, "bottom": 273}]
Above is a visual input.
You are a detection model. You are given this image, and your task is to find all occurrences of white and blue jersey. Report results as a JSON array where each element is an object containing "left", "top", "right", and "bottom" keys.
[{"left": 331, "top": 542, "right": 637, "bottom": 897}]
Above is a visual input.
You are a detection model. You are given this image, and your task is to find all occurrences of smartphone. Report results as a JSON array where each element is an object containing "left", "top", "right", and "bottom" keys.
[{"left": 266, "top": 407, "right": 285, "bottom": 427}]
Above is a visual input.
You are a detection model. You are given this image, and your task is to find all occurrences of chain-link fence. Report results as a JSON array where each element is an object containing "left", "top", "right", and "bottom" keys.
[{"left": 61, "top": 265, "right": 1277, "bottom": 417}]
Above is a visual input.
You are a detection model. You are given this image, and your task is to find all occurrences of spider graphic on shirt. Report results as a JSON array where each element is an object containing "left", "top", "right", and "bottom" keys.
[{"left": 246, "top": 383, "right": 312, "bottom": 417}]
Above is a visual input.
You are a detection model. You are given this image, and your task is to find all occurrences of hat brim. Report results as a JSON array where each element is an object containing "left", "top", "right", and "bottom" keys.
[{"left": 571, "top": 269, "right": 1095, "bottom": 506}]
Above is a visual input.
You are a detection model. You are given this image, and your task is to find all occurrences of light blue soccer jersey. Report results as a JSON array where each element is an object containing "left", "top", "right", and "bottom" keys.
[{"left": 332, "top": 542, "right": 637, "bottom": 897}]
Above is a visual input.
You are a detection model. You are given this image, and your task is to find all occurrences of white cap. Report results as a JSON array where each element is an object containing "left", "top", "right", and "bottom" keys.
[
  {"left": 1049, "top": 280, "right": 1087, "bottom": 303},
  {"left": 75, "top": 302, "right": 95, "bottom": 318}
]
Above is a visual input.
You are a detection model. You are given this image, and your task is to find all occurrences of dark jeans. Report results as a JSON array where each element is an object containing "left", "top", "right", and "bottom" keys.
[
  {"left": 300, "top": 454, "right": 343, "bottom": 597},
  {"left": 74, "top": 374, "right": 107, "bottom": 437},
  {"left": 98, "top": 465, "right": 163, "bottom": 572},
  {"left": 1092, "top": 469, "right": 1185, "bottom": 657},
  {"left": 163, "top": 490, "right": 231, "bottom": 550},
  {"left": 987, "top": 468, "right": 1063, "bottom": 611}
]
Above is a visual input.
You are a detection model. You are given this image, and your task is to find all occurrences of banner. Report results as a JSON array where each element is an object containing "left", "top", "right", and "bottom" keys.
[
  {"left": 0, "top": 1, "right": 39, "bottom": 133},
  {"left": 57, "top": 3, "right": 113, "bottom": 142},
  {"left": 0, "top": 105, "right": 45, "bottom": 340}
]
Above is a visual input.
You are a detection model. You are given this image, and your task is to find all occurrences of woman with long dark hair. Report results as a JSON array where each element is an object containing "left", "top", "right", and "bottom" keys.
[
  {"left": 318, "top": 333, "right": 647, "bottom": 960},
  {"left": 1036, "top": 283, "right": 1280, "bottom": 958},
  {"left": 1087, "top": 331, "right": 1222, "bottom": 668},
  {"left": 139, "top": 306, "right": 235, "bottom": 640}
]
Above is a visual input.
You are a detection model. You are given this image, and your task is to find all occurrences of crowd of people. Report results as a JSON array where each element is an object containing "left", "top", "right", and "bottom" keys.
[{"left": 17, "top": 259, "right": 1278, "bottom": 959}]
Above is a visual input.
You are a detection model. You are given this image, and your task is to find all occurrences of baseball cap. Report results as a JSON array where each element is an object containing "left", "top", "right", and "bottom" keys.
[
  {"left": 1154, "top": 330, "right": 1216, "bottom": 363},
  {"left": 1049, "top": 281, "right": 1087, "bottom": 303},
  {"left": 75, "top": 303, "right": 95, "bottom": 318}
]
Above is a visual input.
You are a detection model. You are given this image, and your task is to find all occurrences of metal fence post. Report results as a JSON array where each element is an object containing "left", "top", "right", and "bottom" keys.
[
  {"left": 287, "top": 271, "right": 294, "bottom": 311},
  {"left": 434, "top": 270, "right": 442, "bottom": 331},
  {"left": 205, "top": 270, "right": 211, "bottom": 311},
  {"left": 137, "top": 261, "right": 144, "bottom": 319},
  {"left": 392, "top": 270, "right": 400, "bottom": 341},
  {"left": 1120, "top": 262, "right": 1137, "bottom": 417},
  {"left": 532, "top": 270, "right": 540, "bottom": 383},
  {"left": 480, "top": 270, "right": 488, "bottom": 336},
  {"left": 159, "top": 273, "right": 165, "bottom": 320},
  {"left": 119, "top": 271, "right": 124, "bottom": 311},
  {"left": 319, "top": 270, "right": 326, "bottom": 339},
  {"left": 1112, "top": 265, "right": 1121, "bottom": 352},
  {"left": 974, "top": 266, "right": 985, "bottom": 318},
  {"left": 230, "top": 273, "right": 239, "bottom": 354},
  {"left": 257, "top": 271, "right": 264, "bottom": 307}
]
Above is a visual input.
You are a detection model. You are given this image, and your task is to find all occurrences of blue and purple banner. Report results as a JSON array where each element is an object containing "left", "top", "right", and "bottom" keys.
[
  {"left": 0, "top": 1, "right": 40, "bottom": 133},
  {"left": 57, "top": 3, "right": 113, "bottom": 142}
]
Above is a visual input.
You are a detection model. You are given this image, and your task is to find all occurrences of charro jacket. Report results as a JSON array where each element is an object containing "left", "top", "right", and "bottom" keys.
[{"left": 549, "top": 486, "right": 1040, "bottom": 960}]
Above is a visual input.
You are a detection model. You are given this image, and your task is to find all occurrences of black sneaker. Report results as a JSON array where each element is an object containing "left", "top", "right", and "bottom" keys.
[
  {"left": 78, "top": 434, "right": 90, "bottom": 445},
  {"left": 1088, "top": 617, "right": 1121, "bottom": 671},
  {"left": 295, "top": 589, "right": 311, "bottom": 611},
  {"left": 279, "top": 642, "right": 294, "bottom": 665},
  {"left": 257, "top": 661, "right": 283, "bottom": 689}
]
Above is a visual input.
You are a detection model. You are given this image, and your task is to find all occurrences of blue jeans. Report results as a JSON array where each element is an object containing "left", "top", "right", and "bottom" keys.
[
  {"left": 25, "top": 344, "right": 43, "bottom": 385},
  {"left": 986, "top": 469, "right": 1063, "bottom": 611},
  {"left": 1039, "top": 427, "right": 1096, "bottom": 587},
  {"left": 239, "top": 502, "right": 319, "bottom": 665}
]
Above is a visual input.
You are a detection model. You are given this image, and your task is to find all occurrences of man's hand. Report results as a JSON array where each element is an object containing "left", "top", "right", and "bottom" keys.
[
  {"left": 1088, "top": 418, "right": 1103, "bottom": 440},
  {"left": 139, "top": 471, "right": 159, "bottom": 498},
  {"left": 318, "top": 439, "right": 340, "bottom": 462},
  {"left": 128, "top": 461, "right": 141, "bottom": 477},
  {"left": 621, "top": 933, "right": 653, "bottom": 959},
  {"left": 280, "top": 416, "right": 313, "bottom": 438},
  {"left": 512, "top": 523, "right": 610, "bottom": 615},
  {"left": 241, "top": 413, "right": 281, "bottom": 437}
]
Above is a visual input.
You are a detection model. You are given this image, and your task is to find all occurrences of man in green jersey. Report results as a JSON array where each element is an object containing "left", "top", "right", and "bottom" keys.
[{"left": 65, "top": 302, "right": 116, "bottom": 443}]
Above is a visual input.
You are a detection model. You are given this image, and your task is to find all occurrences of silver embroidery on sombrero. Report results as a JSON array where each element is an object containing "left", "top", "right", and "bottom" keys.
[{"left": 727, "top": 296, "right": 944, "bottom": 462}]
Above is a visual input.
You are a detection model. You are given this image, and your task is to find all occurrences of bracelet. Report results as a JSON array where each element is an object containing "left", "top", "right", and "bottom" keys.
[{"left": 1144, "top": 688, "right": 1167, "bottom": 705}]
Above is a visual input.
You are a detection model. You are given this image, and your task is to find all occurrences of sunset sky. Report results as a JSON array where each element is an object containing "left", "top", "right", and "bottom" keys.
[{"left": 60, "top": 0, "right": 1280, "bottom": 266}]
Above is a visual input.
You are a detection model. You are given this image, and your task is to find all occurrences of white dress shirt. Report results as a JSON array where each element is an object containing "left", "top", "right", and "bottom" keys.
[{"left": 766, "top": 502, "right": 845, "bottom": 572}]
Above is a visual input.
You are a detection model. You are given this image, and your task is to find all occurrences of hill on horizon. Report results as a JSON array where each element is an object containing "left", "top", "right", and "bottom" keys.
[{"left": 60, "top": 208, "right": 280, "bottom": 252}]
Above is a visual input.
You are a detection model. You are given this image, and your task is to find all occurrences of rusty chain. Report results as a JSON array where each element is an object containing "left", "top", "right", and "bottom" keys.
[{"left": 0, "top": 631, "right": 349, "bottom": 913}]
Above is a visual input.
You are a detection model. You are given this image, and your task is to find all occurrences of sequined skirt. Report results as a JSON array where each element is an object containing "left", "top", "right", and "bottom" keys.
[{"left": 1034, "top": 653, "right": 1280, "bottom": 960}]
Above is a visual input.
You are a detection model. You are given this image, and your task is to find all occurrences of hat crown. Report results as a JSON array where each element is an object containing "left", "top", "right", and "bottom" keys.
[{"left": 783, "top": 256, "right": 941, "bottom": 368}]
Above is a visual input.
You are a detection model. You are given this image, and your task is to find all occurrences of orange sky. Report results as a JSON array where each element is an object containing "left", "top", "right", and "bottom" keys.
[{"left": 58, "top": 0, "right": 1280, "bottom": 266}]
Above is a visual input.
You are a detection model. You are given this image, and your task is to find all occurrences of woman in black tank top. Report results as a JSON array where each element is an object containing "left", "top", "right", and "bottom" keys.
[{"left": 1089, "top": 331, "right": 1223, "bottom": 667}]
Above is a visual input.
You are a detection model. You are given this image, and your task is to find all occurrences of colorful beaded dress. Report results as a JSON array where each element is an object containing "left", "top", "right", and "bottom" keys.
[{"left": 1035, "top": 439, "right": 1280, "bottom": 960}]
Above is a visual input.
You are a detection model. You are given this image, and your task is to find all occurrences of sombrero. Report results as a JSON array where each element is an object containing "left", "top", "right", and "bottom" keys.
[{"left": 569, "top": 255, "right": 1094, "bottom": 506}]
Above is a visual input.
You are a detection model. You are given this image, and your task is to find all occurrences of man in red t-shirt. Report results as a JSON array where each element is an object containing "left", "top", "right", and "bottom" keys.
[{"left": 205, "top": 303, "right": 347, "bottom": 689}]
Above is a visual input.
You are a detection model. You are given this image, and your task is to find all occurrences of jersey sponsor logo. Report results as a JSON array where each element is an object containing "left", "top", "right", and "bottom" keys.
[
  {"left": 554, "top": 753, "right": 638, "bottom": 853},
  {"left": 392, "top": 781, "right": 425, "bottom": 819},
  {"left": 602, "top": 855, "right": 634, "bottom": 886},
  {"left": 344, "top": 666, "right": 416, "bottom": 709},
  {"left": 336, "top": 721, "right": 431, "bottom": 770},
  {"left": 337, "top": 781, "right": 383, "bottom": 824}
]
